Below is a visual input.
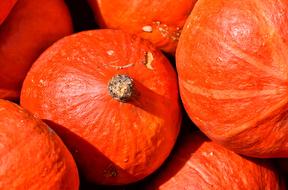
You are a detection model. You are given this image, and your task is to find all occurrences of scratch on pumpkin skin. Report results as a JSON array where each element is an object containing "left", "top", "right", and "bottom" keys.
[
  {"left": 199, "top": 26, "right": 287, "bottom": 81},
  {"left": 182, "top": 80, "right": 286, "bottom": 100},
  {"left": 143, "top": 52, "right": 154, "bottom": 70},
  {"left": 103, "top": 63, "right": 134, "bottom": 70},
  {"left": 186, "top": 160, "right": 213, "bottom": 186}
]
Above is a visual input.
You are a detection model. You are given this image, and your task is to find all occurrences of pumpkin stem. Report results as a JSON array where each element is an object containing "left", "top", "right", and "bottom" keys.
[{"left": 108, "top": 74, "right": 134, "bottom": 102}]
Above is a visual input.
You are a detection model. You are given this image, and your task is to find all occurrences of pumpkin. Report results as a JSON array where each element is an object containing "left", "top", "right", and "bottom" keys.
[
  {"left": 20, "top": 29, "right": 181, "bottom": 185},
  {"left": 176, "top": 0, "right": 288, "bottom": 157},
  {"left": 0, "top": 99, "right": 79, "bottom": 190},
  {"left": 0, "top": 0, "right": 73, "bottom": 101},
  {"left": 148, "top": 130, "right": 283, "bottom": 190},
  {"left": 88, "top": 0, "right": 197, "bottom": 54},
  {"left": 0, "top": 0, "right": 16, "bottom": 25}
]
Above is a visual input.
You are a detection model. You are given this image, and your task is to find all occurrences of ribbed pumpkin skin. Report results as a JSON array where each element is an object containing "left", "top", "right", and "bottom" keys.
[
  {"left": 176, "top": 0, "right": 288, "bottom": 157},
  {"left": 88, "top": 0, "right": 197, "bottom": 54},
  {"left": 149, "top": 131, "right": 282, "bottom": 190},
  {"left": 0, "top": 0, "right": 16, "bottom": 25},
  {"left": 0, "top": 99, "right": 79, "bottom": 190},
  {"left": 20, "top": 29, "right": 181, "bottom": 185},
  {"left": 0, "top": 0, "right": 72, "bottom": 100}
]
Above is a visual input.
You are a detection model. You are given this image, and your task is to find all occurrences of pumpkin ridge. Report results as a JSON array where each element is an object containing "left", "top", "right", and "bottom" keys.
[
  {"left": 196, "top": 26, "right": 287, "bottom": 81},
  {"left": 234, "top": 95, "right": 288, "bottom": 134},
  {"left": 253, "top": 0, "right": 284, "bottom": 33},
  {"left": 186, "top": 160, "right": 214, "bottom": 187},
  {"left": 179, "top": 80, "right": 288, "bottom": 143},
  {"left": 205, "top": 95, "right": 288, "bottom": 145},
  {"left": 253, "top": 0, "right": 288, "bottom": 80},
  {"left": 180, "top": 79, "right": 287, "bottom": 100}
]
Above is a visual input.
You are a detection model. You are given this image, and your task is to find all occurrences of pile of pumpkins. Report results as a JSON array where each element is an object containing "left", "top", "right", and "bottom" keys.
[{"left": 0, "top": 0, "right": 287, "bottom": 189}]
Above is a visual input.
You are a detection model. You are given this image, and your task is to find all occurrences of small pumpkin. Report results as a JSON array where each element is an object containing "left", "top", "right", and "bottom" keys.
[
  {"left": 0, "top": 99, "right": 79, "bottom": 190},
  {"left": 0, "top": 0, "right": 16, "bottom": 25},
  {"left": 88, "top": 0, "right": 197, "bottom": 54},
  {"left": 176, "top": 0, "right": 288, "bottom": 157},
  {"left": 0, "top": 0, "right": 73, "bottom": 101},
  {"left": 20, "top": 29, "right": 181, "bottom": 185},
  {"left": 148, "top": 130, "right": 283, "bottom": 190}
]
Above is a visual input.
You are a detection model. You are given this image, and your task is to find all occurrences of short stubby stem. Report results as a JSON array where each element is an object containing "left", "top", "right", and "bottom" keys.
[{"left": 108, "top": 74, "right": 134, "bottom": 102}]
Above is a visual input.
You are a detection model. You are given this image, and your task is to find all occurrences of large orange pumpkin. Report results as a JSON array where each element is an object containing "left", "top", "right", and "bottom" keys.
[
  {"left": 148, "top": 130, "right": 283, "bottom": 189},
  {"left": 88, "top": 0, "right": 197, "bottom": 54},
  {"left": 20, "top": 29, "right": 181, "bottom": 185},
  {"left": 0, "top": 0, "right": 16, "bottom": 25},
  {"left": 176, "top": 0, "right": 288, "bottom": 157},
  {"left": 0, "top": 99, "right": 79, "bottom": 190},
  {"left": 0, "top": 0, "right": 73, "bottom": 101}
]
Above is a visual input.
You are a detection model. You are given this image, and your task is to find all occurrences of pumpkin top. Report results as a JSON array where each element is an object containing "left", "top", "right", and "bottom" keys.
[{"left": 108, "top": 74, "right": 134, "bottom": 102}]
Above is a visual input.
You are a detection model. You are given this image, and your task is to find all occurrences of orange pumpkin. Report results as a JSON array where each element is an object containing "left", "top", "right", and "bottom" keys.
[
  {"left": 176, "top": 0, "right": 288, "bottom": 157},
  {"left": 148, "top": 130, "right": 283, "bottom": 189},
  {"left": 0, "top": 0, "right": 16, "bottom": 25},
  {"left": 0, "top": 0, "right": 72, "bottom": 101},
  {"left": 0, "top": 99, "right": 79, "bottom": 190},
  {"left": 88, "top": 0, "right": 197, "bottom": 54},
  {"left": 20, "top": 29, "right": 181, "bottom": 185}
]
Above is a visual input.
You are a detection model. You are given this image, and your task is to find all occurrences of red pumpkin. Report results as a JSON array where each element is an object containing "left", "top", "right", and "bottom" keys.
[
  {"left": 148, "top": 130, "right": 283, "bottom": 190},
  {"left": 88, "top": 0, "right": 197, "bottom": 54},
  {"left": 20, "top": 29, "right": 181, "bottom": 185},
  {"left": 0, "top": 99, "right": 79, "bottom": 190},
  {"left": 176, "top": 0, "right": 288, "bottom": 157},
  {"left": 0, "top": 0, "right": 73, "bottom": 101},
  {"left": 0, "top": 0, "right": 16, "bottom": 25}
]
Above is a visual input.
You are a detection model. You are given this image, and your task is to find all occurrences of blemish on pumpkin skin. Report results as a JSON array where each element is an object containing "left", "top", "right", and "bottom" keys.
[
  {"left": 107, "top": 50, "right": 114, "bottom": 56},
  {"left": 39, "top": 79, "right": 47, "bottom": 87},
  {"left": 143, "top": 52, "right": 154, "bottom": 70},
  {"left": 153, "top": 21, "right": 182, "bottom": 41},
  {"left": 142, "top": 25, "right": 153, "bottom": 33},
  {"left": 103, "top": 165, "right": 118, "bottom": 177}
]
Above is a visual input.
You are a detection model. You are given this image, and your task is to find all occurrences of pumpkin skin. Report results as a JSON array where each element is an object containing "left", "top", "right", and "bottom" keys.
[
  {"left": 88, "top": 0, "right": 197, "bottom": 54},
  {"left": 0, "top": 0, "right": 73, "bottom": 101},
  {"left": 148, "top": 131, "right": 282, "bottom": 190},
  {"left": 20, "top": 29, "right": 181, "bottom": 185},
  {"left": 176, "top": 0, "right": 288, "bottom": 157},
  {"left": 0, "top": 99, "right": 79, "bottom": 190},
  {"left": 0, "top": 0, "right": 17, "bottom": 25}
]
